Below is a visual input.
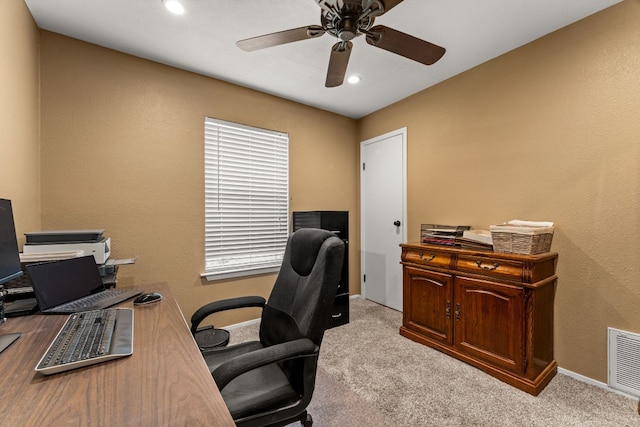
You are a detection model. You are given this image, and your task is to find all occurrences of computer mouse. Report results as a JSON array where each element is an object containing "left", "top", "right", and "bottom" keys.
[{"left": 133, "top": 292, "right": 163, "bottom": 306}]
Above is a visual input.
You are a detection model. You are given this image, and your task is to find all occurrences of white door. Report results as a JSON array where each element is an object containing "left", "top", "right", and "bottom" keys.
[{"left": 360, "top": 128, "right": 406, "bottom": 311}]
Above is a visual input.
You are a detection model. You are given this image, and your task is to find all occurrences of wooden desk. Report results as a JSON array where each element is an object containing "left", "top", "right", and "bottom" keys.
[{"left": 0, "top": 283, "right": 235, "bottom": 426}]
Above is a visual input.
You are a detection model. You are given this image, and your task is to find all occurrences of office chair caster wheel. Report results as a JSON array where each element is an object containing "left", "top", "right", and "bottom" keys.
[{"left": 300, "top": 412, "right": 313, "bottom": 426}]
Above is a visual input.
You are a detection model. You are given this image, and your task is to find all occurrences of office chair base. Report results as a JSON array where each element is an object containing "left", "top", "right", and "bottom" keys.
[
  {"left": 277, "top": 410, "right": 311, "bottom": 427},
  {"left": 294, "top": 410, "right": 312, "bottom": 427}
]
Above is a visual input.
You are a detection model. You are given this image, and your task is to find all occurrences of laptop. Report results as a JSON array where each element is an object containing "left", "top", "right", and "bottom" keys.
[{"left": 27, "top": 255, "right": 141, "bottom": 314}]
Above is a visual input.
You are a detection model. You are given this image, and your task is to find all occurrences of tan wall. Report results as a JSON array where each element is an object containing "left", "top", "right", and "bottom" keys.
[
  {"left": 39, "top": 32, "right": 358, "bottom": 327},
  {"left": 0, "top": 0, "right": 41, "bottom": 238},
  {"left": 357, "top": 1, "right": 640, "bottom": 382}
]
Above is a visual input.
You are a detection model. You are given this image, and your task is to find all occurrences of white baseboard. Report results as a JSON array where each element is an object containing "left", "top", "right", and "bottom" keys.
[
  {"left": 225, "top": 317, "right": 260, "bottom": 330},
  {"left": 558, "top": 367, "right": 638, "bottom": 400}
]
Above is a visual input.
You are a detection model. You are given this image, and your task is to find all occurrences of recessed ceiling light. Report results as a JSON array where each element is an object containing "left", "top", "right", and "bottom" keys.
[
  {"left": 347, "top": 75, "right": 361, "bottom": 84},
  {"left": 163, "top": 0, "right": 185, "bottom": 15}
]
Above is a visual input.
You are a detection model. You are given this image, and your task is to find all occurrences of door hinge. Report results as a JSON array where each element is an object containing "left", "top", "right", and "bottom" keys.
[
  {"left": 362, "top": 162, "right": 365, "bottom": 171},
  {"left": 524, "top": 357, "right": 528, "bottom": 370},
  {"left": 363, "top": 274, "right": 366, "bottom": 282}
]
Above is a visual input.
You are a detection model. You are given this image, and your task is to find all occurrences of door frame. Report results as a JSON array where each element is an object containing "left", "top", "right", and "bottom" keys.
[{"left": 360, "top": 127, "right": 407, "bottom": 306}]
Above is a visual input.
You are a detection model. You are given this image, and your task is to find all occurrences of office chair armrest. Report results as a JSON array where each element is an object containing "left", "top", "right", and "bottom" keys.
[
  {"left": 211, "top": 338, "right": 318, "bottom": 390},
  {"left": 190, "top": 296, "right": 266, "bottom": 333}
]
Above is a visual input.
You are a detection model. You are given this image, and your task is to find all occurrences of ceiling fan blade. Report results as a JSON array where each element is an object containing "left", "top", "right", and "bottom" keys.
[
  {"left": 362, "top": 0, "right": 404, "bottom": 15},
  {"left": 325, "top": 41, "right": 353, "bottom": 88},
  {"left": 379, "top": 0, "right": 405, "bottom": 13},
  {"left": 365, "top": 25, "right": 445, "bottom": 65},
  {"left": 237, "top": 25, "right": 325, "bottom": 52}
]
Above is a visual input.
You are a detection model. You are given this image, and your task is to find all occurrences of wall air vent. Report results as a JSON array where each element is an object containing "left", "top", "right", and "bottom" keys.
[{"left": 608, "top": 327, "right": 640, "bottom": 397}]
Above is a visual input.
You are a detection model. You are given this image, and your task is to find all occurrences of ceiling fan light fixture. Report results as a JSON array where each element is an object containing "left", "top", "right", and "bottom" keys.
[
  {"left": 347, "top": 75, "right": 361, "bottom": 84},
  {"left": 163, "top": 0, "right": 185, "bottom": 15}
]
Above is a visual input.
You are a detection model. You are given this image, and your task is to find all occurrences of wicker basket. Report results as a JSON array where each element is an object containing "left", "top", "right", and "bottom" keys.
[{"left": 490, "top": 222, "right": 554, "bottom": 255}]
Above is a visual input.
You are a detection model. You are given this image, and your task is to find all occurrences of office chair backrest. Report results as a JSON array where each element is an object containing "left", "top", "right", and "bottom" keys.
[{"left": 260, "top": 228, "right": 345, "bottom": 348}]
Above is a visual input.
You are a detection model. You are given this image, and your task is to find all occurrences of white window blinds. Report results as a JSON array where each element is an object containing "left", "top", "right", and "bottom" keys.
[{"left": 204, "top": 118, "right": 289, "bottom": 280}]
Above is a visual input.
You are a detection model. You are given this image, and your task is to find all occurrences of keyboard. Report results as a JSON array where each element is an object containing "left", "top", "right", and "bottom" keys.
[
  {"left": 43, "top": 289, "right": 141, "bottom": 314},
  {"left": 35, "top": 308, "right": 134, "bottom": 375}
]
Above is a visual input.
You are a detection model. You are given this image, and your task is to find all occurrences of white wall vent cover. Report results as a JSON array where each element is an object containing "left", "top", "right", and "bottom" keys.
[{"left": 608, "top": 327, "right": 640, "bottom": 397}]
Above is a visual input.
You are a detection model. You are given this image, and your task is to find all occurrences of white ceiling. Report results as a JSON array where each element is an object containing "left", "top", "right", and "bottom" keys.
[{"left": 24, "top": 0, "right": 620, "bottom": 119}]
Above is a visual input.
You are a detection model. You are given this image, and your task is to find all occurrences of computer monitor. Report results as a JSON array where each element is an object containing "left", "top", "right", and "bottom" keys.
[
  {"left": 0, "top": 198, "right": 23, "bottom": 285},
  {"left": 0, "top": 198, "right": 23, "bottom": 354}
]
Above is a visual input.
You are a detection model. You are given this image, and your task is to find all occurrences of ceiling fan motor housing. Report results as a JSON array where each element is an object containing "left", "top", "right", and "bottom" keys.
[
  {"left": 323, "top": 0, "right": 375, "bottom": 41},
  {"left": 338, "top": 17, "right": 358, "bottom": 41}
]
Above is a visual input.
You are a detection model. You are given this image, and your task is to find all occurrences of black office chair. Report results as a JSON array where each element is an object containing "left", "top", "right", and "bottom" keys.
[{"left": 196, "top": 228, "right": 345, "bottom": 427}]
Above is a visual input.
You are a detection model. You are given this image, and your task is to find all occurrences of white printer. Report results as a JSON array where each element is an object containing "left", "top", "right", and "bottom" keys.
[{"left": 23, "top": 229, "right": 111, "bottom": 264}]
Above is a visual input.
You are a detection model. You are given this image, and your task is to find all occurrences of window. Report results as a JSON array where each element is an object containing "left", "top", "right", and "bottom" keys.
[{"left": 204, "top": 118, "right": 289, "bottom": 280}]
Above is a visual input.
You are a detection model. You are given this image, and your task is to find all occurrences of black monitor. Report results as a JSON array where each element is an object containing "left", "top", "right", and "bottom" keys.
[
  {"left": 0, "top": 198, "right": 23, "bottom": 354},
  {"left": 0, "top": 198, "right": 23, "bottom": 285}
]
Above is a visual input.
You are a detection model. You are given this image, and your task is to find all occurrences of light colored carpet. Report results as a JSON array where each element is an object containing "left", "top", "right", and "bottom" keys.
[{"left": 230, "top": 298, "right": 639, "bottom": 426}]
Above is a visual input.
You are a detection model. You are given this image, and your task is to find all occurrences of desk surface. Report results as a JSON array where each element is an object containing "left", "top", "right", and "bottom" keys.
[{"left": 0, "top": 282, "right": 235, "bottom": 426}]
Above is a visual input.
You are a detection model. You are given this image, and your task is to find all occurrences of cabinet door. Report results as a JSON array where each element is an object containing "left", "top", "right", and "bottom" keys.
[
  {"left": 403, "top": 267, "right": 453, "bottom": 345},
  {"left": 454, "top": 276, "right": 526, "bottom": 373}
]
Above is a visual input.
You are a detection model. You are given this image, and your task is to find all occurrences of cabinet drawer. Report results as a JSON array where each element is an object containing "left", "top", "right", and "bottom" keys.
[
  {"left": 456, "top": 255, "right": 524, "bottom": 282},
  {"left": 403, "top": 248, "right": 452, "bottom": 269},
  {"left": 327, "top": 293, "right": 349, "bottom": 329}
]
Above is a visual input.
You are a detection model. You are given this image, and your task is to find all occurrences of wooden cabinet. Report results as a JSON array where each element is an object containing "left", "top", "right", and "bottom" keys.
[{"left": 400, "top": 243, "right": 557, "bottom": 395}]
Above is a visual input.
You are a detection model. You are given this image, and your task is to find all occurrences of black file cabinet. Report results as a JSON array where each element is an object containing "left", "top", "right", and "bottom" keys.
[{"left": 292, "top": 211, "right": 349, "bottom": 329}]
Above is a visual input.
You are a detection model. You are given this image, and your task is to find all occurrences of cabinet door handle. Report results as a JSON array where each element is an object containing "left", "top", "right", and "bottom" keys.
[
  {"left": 476, "top": 260, "right": 499, "bottom": 271},
  {"left": 445, "top": 301, "right": 451, "bottom": 319},
  {"left": 419, "top": 252, "right": 435, "bottom": 262},
  {"left": 332, "top": 313, "right": 342, "bottom": 318},
  {"left": 455, "top": 303, "right": 461, "bottom": 321}
]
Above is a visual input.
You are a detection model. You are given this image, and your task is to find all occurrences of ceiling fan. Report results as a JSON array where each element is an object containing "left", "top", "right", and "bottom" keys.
[{"left": 236, "top": 0, "right": 446, "bottom": 87}]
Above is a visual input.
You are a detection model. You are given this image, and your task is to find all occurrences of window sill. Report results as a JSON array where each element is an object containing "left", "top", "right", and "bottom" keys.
[{"left": 202, "top": 266, "right": 280, "bottom": 282}]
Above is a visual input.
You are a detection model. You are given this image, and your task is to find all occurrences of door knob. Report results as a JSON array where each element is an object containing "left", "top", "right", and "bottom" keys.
[{"left": 393, "top": 220, "right": 401, "bottom": 227}]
